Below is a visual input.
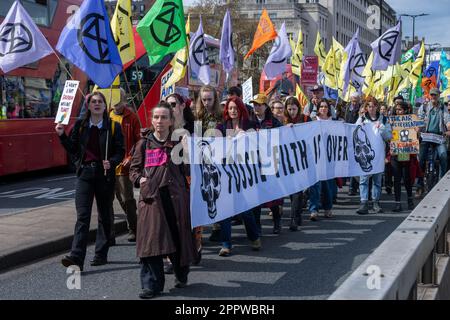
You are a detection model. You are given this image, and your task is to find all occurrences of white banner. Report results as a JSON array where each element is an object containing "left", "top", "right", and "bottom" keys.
[
  {"left": 54, "top": 80, "right": 79, "bottom": 125},
  {"left": 188, "top": 121, "right": 385, "bottom": 228},
  {"left": 242, "top": 77, "right": 253, "bottom": 105}
]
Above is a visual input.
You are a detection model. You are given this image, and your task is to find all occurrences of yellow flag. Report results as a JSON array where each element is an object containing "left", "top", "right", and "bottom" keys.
[
  {"left": 394, "top": 61, "right": 412, "bottom": 96},
  {"left": 296, "top": 84, "right": 309, "bottom": 108},
  {"left": 93, "top": 76, "right": 121, "bottom": 109},
  {"left": 291, "top": 30, "right": 303, "bottom": 77},
  {"left": 110, "top": 0, "right": 135, "bottom": 65},
  {"left": 314, "top": 31, "right": 327, "bottom": 68},
  {"left": 289, "top": 35, "right": 296, "bottom": 53},
  {"left": 409, "top": 41, "right": 425, "bottom": 87},
  {"left": 362, "top": 52, "right": 375, "bottom": 96},
  {"left": 323, "top": 38, "right": 344, "bottom": 90},
  {"left": 165, "top": 15, "right": 190, "bottom": 88}
]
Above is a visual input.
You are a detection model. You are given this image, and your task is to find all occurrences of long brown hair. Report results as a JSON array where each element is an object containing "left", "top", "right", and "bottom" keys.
[
  {"left": 284, "top": 96, "right": 301, "bottom": 124},
  {"left": 195, "top": 85, "right": 222, "bottom": 120}
]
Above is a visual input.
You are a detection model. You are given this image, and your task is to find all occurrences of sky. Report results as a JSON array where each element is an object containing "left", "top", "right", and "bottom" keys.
[
  {"left": 184, "top": 0, "right": 450, "bottom": 48},
  {"left": 386, "top": 0, "right": 450, "bottom": 48}
]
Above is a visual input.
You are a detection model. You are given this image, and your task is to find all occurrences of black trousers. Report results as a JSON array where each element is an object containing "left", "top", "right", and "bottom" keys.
[
  {"left": 289, "top": 192, "right": 303, "bottom": 225},
  {"left": 140, "top": 252, "right": 189, "bottom": 293},
  {"left": 71, "top": 167, "right": 114, "bottom": 263},
  {"left": 391, "top": 157, "right": 412, "bottom": 202}
]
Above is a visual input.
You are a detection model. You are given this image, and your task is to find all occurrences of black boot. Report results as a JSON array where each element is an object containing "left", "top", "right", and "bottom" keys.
[
  {"left": 356, "top": 201, "right": 369, "bottom": 215},
  {"left": 393, "top": 202, "right": 402, "bottom": 212},
  {"left": 407, "top": 198, "right": 414, "bottom": 210},
  {"left": 273, "top": 219, "right": 281, "bottom": 234},
  {"left": 289, "top": 218, "right": 298, "bottom": 231}
]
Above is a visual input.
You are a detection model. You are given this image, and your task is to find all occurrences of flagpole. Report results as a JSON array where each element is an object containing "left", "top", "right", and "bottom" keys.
[
  {"left": 122, "top": 71, "right": 137, "bottom": 112},
  {"left": 332, "top": 41, "right": 340, "bottom": 109},
  {"left": 134, "top": 64, "right": 149, "bottom": 127},
  {"left": 51, "top": 50, "right": 86, "bottom": 99},
  {"left": 105, "top": 85, "right": 113, "bottom": 176}
]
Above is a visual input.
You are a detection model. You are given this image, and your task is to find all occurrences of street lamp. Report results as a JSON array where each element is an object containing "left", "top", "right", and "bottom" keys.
[{"left": 399, "top": 13, "right": 429, "bottom": 46}]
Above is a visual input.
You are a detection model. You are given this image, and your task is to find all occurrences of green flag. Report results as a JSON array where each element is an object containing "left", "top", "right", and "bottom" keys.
[
  {"left": 401, "top": 48, "right": 415, "bottom": 64},
  {"left": 136, "top": 0, "right": 187, "bottom": 65}
]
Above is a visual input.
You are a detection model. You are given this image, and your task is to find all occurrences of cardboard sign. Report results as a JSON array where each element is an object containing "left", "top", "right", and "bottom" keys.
[
  {"left": 389, "top": 114, "right": 424, "bottom": 155},
  {"left": 242, "top": 77, "right": 253, "bottom": 105},
  {"left": 160, "top": 68, "right": 175, "bottom": 100},
  {"left": 54, "top": 80, "right": 79, "bottom": 125},
  {"left": 301, "top": 55, "right": 318, "bottom": 86}
]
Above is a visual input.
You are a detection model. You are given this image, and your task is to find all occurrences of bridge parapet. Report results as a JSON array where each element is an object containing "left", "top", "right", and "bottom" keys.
[{"left": 329, "top": 173, "right": 450, "bottom": 300}]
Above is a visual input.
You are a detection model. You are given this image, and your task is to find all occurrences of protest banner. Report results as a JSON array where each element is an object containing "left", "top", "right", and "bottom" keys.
[
  {"left": 389, "top": 114, "right": 424, "bottom": 155},
  {"left": 188, "top": 121, "right": 385, "bottom": 227},
  {"left": 54, "top": 80, "right": 79, "bottom": 125}
]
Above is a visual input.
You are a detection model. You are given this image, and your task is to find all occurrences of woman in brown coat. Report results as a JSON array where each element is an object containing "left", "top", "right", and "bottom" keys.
[{"left": 129, "top": 101, "right": 196, "bottom": 299}]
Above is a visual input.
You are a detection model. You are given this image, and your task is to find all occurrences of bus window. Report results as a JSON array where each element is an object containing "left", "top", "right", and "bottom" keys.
[
  {"left": 123, "top": 53, "right": 173, "bottom": 109},
  {"left": 0, "top": 0, "right": 58, "bottom": 26},
  {"left": 0, "top": 60, "right": 71, "bottom": 119}
]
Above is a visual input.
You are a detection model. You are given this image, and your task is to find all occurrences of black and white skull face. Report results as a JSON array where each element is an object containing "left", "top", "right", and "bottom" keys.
[
  {"left": 199, "top": 141, "right": 221, "bottom": 219},
  {"left": 353, "top": 126, "right": 375, "bottom": 172},
  {"left": 400, "top": 130, "right": 409, "bottom": 142}
]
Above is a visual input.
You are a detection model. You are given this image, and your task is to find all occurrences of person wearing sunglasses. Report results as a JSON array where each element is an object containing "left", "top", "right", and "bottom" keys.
[{"left": 55, "top": 91, "right": 125, "bottom": 271}]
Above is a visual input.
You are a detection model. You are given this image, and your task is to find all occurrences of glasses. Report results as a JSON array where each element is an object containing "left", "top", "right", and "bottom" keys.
[{"left": 169, "top": 102, "right": 177, "bottom": 108}]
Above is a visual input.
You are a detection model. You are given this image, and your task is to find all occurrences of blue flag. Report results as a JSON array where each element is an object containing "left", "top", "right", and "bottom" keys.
[
  {"left": 425, "top": 60, "right": 440, "bottom": 87},
  {"left": 324, "top": 85, "right": 338, "bottom": 100},
  {"left": 56, "top": 0, "right": 122, "bottom": 88}
]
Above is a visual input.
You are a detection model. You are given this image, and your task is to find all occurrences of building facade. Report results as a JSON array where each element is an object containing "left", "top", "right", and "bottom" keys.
[
  {"left": 104, "top": 0, "right": 154, "bottom": 24},
  {"left": 239, "top": 0, "right": 397, "bottom": 55}
]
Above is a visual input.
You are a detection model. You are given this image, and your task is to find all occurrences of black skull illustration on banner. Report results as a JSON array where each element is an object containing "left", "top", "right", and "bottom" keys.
[
  {"left": 198, "top": 141, "right": 221, "bottom": 219},
  {"left": 353, "top": 126, "right": 375, "bottom": 172}
]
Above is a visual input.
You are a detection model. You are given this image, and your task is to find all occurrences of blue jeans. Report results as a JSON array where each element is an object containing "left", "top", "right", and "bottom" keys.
[
  {"left": 359, "top": 173, "right": 383, "bottom": 201},
  {"left": 309, "top": 180, "right": 334, "bottom": 213},
  {"left": 220, "top": 210, "right": 259, "bottom": 249},
  {"left": 418, "top": 141, "right": 448, "bottom": 180}
]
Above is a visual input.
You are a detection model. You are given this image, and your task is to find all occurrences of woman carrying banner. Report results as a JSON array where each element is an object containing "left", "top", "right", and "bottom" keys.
[
  {"left": 55, "top": 92, "right": 124, "bottom": 271},
  {"left": 250, "top": 93, "right": 284, "bottom": 234},
  {"left": 355, "top": 97, "right": 392, "bottom": 215},
  {"left": 195, "top": 85, "right": 224, "bottom": 243},
  {"left": 271, "top": 99, "right": 285, "bottom": 124},
  {"left": 390, "top": 102, "right": 415, "bottom": 212},
  {"left": 309, "top": 99, "right": 336, "bottom": 221},
  {"left": 129, "top": 101, "right": 197, "bottom": 299},
  {"left": 214, "top": 96, "right": 261, "bottom": 256},
  {"left": 284, "top": 96, "right": 312, "bottom": 230}
]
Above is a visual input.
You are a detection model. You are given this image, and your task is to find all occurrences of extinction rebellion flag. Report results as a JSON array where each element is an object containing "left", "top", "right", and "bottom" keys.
[{"left": 137, "top": 0, "right": 187, "bottom": 65}]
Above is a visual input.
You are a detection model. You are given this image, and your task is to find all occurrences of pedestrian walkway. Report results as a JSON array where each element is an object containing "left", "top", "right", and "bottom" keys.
[{"left": 0, "top": 196, "right": 129, "bottom": 272}]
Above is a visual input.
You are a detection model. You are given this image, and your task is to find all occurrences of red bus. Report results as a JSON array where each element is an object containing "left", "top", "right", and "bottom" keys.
[
  {"left": 0, "top": 1, "right": 235, "bottom": 176},
  {"left": 0, "top": 0, "right": 88, "bottom": 176}
]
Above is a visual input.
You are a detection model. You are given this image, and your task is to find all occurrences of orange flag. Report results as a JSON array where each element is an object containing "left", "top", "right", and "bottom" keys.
[
  {"left": 244, "top": 9, "right": 277, "bottom": 60},
  {"left": 421, "top": 75, "right": 437, "bottom": 99}
]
